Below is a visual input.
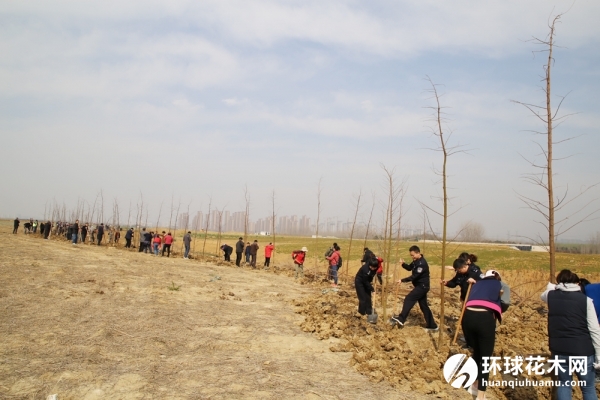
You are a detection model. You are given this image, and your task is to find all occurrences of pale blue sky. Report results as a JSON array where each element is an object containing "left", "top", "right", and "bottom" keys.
[{"left": 1, "top": 0, "right": 599, "bottom": 241}]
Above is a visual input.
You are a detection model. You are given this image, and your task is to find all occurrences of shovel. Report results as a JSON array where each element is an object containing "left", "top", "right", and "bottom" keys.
[{"left": 367, "top": 289, "right": 378, "bottom": 324}]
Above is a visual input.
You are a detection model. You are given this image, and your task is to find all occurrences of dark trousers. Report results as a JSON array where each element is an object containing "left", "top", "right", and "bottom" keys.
[
  {"left": 264, "top": 257, "right": 271, "bottom": 267},
  {"left": 398, "top": 285, "right": 437, "bottom": 329},
  {"left": 224, "top": 251, "right": 231, "bottom": 262},
  {"left": 82, "top": 233, "right": 87, "bottom": 243},
  {"left": 355, "top": 283, "right": 373, "bottom": 315},
  {"left": 125, "top": 238, "right": 131, "bottom": 248},
  {"left": 162, "top": 244, "right": 171, "bottom": 257},
  {"left": 462, "top": 309, "right": 496, "bottom": 392},
  {"left": 97, "top": 235, "right": 103, "bottom": 245},
  {"left": 13, "top": 226, "right": 18, "bottom": 234},
  {"left": 250, "top": 254, "right": 256, "bottom": 267},
  {"left": 139, "top": 242, "right": 145, "bottom": 252},
  {"left": 235, "top": 252, "right": 242, "bottom": 266}
]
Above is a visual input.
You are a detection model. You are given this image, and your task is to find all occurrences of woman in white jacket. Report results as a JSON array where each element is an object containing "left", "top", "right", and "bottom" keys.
[{"left": 541, "top": 269, "right": 600, "bottom": 400}]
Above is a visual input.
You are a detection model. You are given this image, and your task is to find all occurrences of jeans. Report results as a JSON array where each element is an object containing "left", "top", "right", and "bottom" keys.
[
  {"left": 153, "top": 243, "right": 160, "bottom": 255},
  {"left": 329, "top": 265, "right": 338, "bottom": 284},
  {"left": 184, "top": 244, "right": 190, "bottom": 258},
  {"left": 245, "top": 253, "right": 251, "bottom": 263},
  {"left": 555, "top": 354, "right": 597, "bottom": 400},
  {"left": 72, "top": 233, "right": 78, "bottom": 244}
]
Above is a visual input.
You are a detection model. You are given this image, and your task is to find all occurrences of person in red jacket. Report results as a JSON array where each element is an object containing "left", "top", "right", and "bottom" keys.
[
  {"left": 326, "top": 244, "right": 341, "bottom": 287},
  {"left": 264, "top": 243, "right": 275, "bottom": 269},
  {"left": 152, "top": 234, "right": 162, "bottom": 256},
  {"left": 376, "top": 256, "right": 384, "bottom": 285},
  {"left": 292, "top": 247, "right": 307, "bottom": 279},
  {"left": 162, "top": 233, "right": 174, "bottom": 257}
]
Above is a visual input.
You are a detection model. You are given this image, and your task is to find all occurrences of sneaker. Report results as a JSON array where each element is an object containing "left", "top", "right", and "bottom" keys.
[
  {"left": 424, "top": 326, "right": 439, "bottom": 332},
  {"left": 467, "top": 384, "right": 478, "bottom": 396},
  {"left": 389, "top": 315, "right": 403, "bottom": 327}
]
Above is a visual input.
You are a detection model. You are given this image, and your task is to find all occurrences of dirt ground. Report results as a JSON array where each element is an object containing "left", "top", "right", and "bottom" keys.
[
  {"left": 0, "top": 229, "right": 432, "bottom": 400},
  {"left": 2, "top": 227, "right": 598, "bottom": 400}
]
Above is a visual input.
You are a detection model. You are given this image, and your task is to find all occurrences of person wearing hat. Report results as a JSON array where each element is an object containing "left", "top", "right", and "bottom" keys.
[
  {"left": 292, "top": 247, "right": 307, "bottom": 279},
  {"left": 442, "top": 257, "right": 483, "bottom": 301},
  {"left": 486, "top": 269, "right": 510, "bottom": 312},
  {"left": 235, "top": 237, "right": 245, "bottom": 267},
  {"left": 461, "top": 268, "right": 504, "bottom": 399},
  {"left": 541, "top": 269, "right": 600, "bottom": 400}
]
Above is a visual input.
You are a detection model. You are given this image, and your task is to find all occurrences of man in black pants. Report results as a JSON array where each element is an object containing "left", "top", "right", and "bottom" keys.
[
  {"left": 390, "top": 245, "right": 438, "bottom": 332},
  {"left": 81, "top": 223, "right": 88, "bottom": 244},
  {"left": 13, "top": 218, "right": 20, "bottom": 234},
  {"left": 235, "top": 237, "right": 244, "bottom": 267},
  {"left": 97, "top": 223, "right": 104, "bottom": 245},
  {"left": 355, "top": 258, "right": 379, "bottom": 319},
  {"left": 125, "top": 228, "right": 133, "bottom": 248}
]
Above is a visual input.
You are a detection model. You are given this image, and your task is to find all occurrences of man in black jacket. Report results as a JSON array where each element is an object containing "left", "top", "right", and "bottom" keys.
[
  {"left": 390, "top": 245, "right": 438, "bottom": 331},
  {"left": 97, "top": 223, "right": 105, "bottom": 245},
  {"left": 221, "top": 244, "right": 233, "bottom": 262},
  {"left": 13, "top": 218, "right": 20, "bottom": 234},
  {"left": 235, "top": 237, "right": 244, "bottom": 267},
  {"left": 355, "top": 258, "right": 379, "bottom": 318},
  {"left": 125, "top": 228, "right": 134, "bottom": 248}
]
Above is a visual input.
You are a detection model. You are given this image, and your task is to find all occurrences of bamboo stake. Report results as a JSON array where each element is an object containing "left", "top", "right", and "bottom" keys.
[{"left": 452, "top": 282, "right": 473, "bottom": 345}]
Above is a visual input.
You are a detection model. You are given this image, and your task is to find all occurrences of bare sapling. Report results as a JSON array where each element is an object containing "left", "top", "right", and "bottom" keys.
[
  {"left": 313, "top": 178, "right": 323, "bottom": 280},
  {"left": 271, "top": 190, "right": 276, "bottom": 266},
  {"left": 202, "top": 197, "right": 212, "bottom": 258},
  {"left": 345, "top": 190, "right": 362, "bottom": 283},
  {"left": 420, "top": 76, "right": 466, "bottom": 348},
  {"left": 362, "top": 192, "right": 376, "bottom": 250},
  {"left": 512, "top": 11, "right": 599, "bottom": 283},
  {"left": 154, "top": 201, "right": 164, "bottom": 233},
  {"left": 244, "top": 185, "right": 250, "bottom": 242}
]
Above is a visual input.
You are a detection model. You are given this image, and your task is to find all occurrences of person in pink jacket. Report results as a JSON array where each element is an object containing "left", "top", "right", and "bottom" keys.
[
  {"left": 326, "top": 244, "right": 341, "bottom": 287},
  {"left": 264, "top": 243, "right": 275, "bottom": 269}
]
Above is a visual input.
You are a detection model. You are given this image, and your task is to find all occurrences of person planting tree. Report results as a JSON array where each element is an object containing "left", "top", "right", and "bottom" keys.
[
  {"left": 390, "top": 245, "right": 438, "bottom": 332},
  {"left": 292, "top": 247, "right": 307, "bottom": 279}
]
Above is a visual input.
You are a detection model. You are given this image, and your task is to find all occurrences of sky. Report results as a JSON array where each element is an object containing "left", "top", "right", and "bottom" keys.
[{"left": 1, "top": 0, "right": 599, "bottom": 242}]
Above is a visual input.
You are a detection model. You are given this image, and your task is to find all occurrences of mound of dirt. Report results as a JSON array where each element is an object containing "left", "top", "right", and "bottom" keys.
[{"left": 293, "top": 287, "right": 595, "bottom": 400}]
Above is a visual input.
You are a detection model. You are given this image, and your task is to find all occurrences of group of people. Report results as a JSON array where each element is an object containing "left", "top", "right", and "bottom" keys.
[
  {"left": 13, "top": 217, "right": 124, "bottom": 246},
  {"left": 136, "top": 228, "right": 175, "bottom": 257},
  {"left": 221, "top": 239, "right": 275, "bottom": 269},
  {"left": 353, "top": 244, "right": 598, "bottom": 400}
]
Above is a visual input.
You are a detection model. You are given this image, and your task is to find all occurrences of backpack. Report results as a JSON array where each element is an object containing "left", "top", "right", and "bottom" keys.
[{"left": 337, "top": 255, "right": 343, "bottom": 270}]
